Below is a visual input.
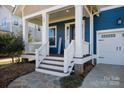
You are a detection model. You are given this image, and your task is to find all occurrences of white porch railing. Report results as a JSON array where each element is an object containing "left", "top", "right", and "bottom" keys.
[
  {"left": 28, "top": 42, "right": 42, "bottom": 53},
  {"left": 35, "top": 41, "right": 49, "bottom": 68},
  {"left": 82, "top": 41, "right": 89, "bottom": 56},
  {"left": 64, "top": 40, "right": 75, "bottom": 73}
]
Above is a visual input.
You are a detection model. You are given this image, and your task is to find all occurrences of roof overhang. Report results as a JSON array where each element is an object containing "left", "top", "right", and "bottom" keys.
[
  {"left": 13, "top": 5, "right": 25, "bottom": 17},
  {"left": 86, "top": 5, "right": 100, "bottom": 16}
]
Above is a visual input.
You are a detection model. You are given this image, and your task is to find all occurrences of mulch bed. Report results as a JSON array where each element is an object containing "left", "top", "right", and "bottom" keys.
[
  {"left": 0, "top": 56, "right": 10, "bottom": 60},
  {"left": 0, "top": 61, "right": 35, "bottom": 88},
  {"left": 60, "top": 60, "right": 95, "bottom": 88}
]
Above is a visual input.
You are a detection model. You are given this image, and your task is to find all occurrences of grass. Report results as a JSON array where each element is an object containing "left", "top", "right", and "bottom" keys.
[
  {"left": 0, "top": 61, "right": 35, "bottom": 88},
  {"left": 60, "top": 61, "right": 95, "bottom": 88}
]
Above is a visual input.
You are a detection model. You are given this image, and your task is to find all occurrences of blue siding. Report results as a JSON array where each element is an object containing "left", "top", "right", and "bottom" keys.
[
  {"left": 49, "top": 19, "right": 74, "bottom": 54},
  {"left": 94, "top": 6, "right": 124, "bottom": 54},
  {"left": 85, "top": 17, "right": 90, "bottom": 42}
]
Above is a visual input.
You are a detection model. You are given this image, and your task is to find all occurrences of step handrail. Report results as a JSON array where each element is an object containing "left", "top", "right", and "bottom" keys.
[
  {"left": 35, "top": 41, "right": 49, "bottom": 68},
  {"left": 64, "top": 40, "right": 75, "bottom": 73}
]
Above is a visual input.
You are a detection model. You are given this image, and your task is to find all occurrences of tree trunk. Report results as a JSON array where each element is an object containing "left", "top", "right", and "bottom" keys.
[{"left": 11, "top": 57, "right": 14, "bottom": 63}]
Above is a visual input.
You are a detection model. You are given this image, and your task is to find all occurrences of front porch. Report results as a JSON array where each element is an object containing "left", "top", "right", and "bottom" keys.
[{"left": 22, "top": 5, "right": 98, "bottom": 76}]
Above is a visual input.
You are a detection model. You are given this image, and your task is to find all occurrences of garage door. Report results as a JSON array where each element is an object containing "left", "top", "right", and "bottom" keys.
[{"left": 97, "top": 30, "right": 124, "bottom": 65}]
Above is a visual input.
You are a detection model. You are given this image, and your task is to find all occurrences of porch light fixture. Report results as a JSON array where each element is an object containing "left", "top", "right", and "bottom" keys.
[
  {"left": 66, "top": 9, "right": 69, "bottom": 13},
  {"left": 83, "top": 16, "right": 87, "bottom": 20},
  {"left": 117, "top": 17, "right": 123, "bottom": 25}
]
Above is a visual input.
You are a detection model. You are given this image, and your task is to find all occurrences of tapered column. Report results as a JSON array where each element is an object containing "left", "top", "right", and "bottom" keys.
[
  {"left": 22, "top": 18, "right": 28, "bottom": 52},
  {"left": 90, "top": 15, "right": 94, "bottom": 55},
  {"left": 42, "top": 12, "right": 49, "bottom": 55},
  {"left": 75, "top": 5, "right": 83, "bottom": 57}
]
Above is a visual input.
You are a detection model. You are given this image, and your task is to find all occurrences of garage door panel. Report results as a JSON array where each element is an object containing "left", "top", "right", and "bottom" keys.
[{"left": 97, "top": 31, "right": 124, "bottom": 65}]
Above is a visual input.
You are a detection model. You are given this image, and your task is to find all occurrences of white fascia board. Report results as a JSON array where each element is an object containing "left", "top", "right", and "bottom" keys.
[
  {"left": 13, "top": 6, "right": 18, "bottom": 15},
  {"left": 100, "top": 5, "right": 124, "bottom": 12}
]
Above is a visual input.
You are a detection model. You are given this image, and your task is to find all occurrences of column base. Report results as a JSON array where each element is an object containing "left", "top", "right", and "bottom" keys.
[{"left": 74, "top": 64, "right": 84, "bottom": 75}]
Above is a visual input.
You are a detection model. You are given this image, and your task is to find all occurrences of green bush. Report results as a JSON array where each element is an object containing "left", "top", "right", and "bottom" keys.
[{"left": 0, "top": 32, "right": 24, "bottom": 63}]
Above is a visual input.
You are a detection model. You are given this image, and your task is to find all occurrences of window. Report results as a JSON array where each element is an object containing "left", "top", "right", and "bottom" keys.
[
  {"left": 14, "top": 20, "right": 18, "bottom": 25},
  {"left": 49, "top": 26, "right": 57, "bottom": 47},
  {"left": 122, "top": 33, "right": 124, "bottom": 37},
  {"left": 2, "top": 18, "right": 7, "bottom": 27},
  {"left": 101, "top": 34, "right": 115, "bottom": 38}
]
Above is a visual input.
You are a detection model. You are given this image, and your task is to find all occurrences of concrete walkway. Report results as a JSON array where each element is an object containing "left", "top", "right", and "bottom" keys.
[
  {"left": 8, "top": 72, "right": 61, "bottom": 88},
  {"left": 81, "top": 64, "right": 124, "bottom": 88}
]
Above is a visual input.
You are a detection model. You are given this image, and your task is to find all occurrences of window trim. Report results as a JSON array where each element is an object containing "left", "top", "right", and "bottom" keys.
[{"left": 49, "top": 26, "right": 57, "bottom": 48}]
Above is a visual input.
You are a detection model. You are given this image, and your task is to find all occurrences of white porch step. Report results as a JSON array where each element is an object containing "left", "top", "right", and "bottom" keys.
[
  {"left": 36, "top": 68, "right": 69, "bottom": 77},
  {"left": 39, "top": 64, "right": 63, "bottom": 71},
  {"left": 42, "top": 60, "right": 64, "bottom": 65},
  {"left": 45, "top": 56, "right": 64, "bottom": 61}
]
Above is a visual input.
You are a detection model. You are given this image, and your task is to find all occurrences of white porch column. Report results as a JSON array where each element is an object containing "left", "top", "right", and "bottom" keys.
[
  {"left": 75, "top": 5, "right": 83, "bottom": 57},
  {"left": 22, "top": 18, "right": 29, "bottom": 52},
  {"left": 42, "top": 12, "right": 49, "bottom": 55},
  {"left": 90, "top": 15, "right": 94, "bottom": 55}
]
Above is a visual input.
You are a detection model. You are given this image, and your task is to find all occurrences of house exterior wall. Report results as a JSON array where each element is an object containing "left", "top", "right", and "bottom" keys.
[
  {"left": 23, "top": 5, "right": 55, "bottom": 17},
  {"left": 0, "top": 6, "right": 22, "bottom": 34},
  {"left": 0, "top": 6, "right": 11, "bottom": 31},
  {"left": 94, "top": 6, "right": 124, "bottom": 54},
  {"left": 49, "top": 18, "right": 90, "bottom": 54}
]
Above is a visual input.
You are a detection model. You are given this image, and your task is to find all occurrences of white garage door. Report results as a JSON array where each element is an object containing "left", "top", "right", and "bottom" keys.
[{"left": 97, "top": 30, "right": 124, "bottom": 65}]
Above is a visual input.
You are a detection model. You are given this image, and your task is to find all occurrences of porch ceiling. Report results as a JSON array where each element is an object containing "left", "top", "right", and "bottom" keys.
[
  {"left": 27, "top": 6, "right": 89, "bottom": 25},
  {"left": 27, "top": 15, "right": 42, "bottom": 25}
]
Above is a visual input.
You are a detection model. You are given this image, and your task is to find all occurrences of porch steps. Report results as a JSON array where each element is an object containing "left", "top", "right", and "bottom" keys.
[
  {"left": 45, "top": 56, "right": 64, "bottom": 61},
  {"left": 36, "top": 56, "right": 71, "bottom": 77},
  {"left": 36, "top": 68, "right": 69, "bottom": 77},
  {"left": 42, "top": 60, "right": 64, "bottom": 65},
  {"left": 39, "top": 64, "right": 64, "bottom": 71}
]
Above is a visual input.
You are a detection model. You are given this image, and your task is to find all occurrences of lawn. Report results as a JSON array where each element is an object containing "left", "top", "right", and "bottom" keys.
[{"left": 0, "top": 61, "right": 35, "bottom": 88}]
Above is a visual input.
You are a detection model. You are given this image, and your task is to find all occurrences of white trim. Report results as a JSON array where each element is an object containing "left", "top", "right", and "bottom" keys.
[
  {"left": 29, "top": 42, "right": 42, "bottom": 45},
  {"left": 90, "top": 15, "right": 94, "bottom": 55},
  {"left": 84, "top": 5, "right": 92, "bottom": 16},
  {"left": 100, "top": 5, "right": 124, "bottom": 12},
  {"left": 49, "top": 26, "right": 57, "bottom": 48},
  {"left": 64, "top": 21, "right": 85, "bottom": 48},
  {"left": 97, "top": 28, "right": 124, "bottom": 34},
  {"left": 64, "top": 22, "right": 75, "bottom": 48},
  {"left": 13, "top": 6, "right": 18, "bottom": 15},
  {"left": 74, "top": 56, "right": 92, "bottom": 64}
]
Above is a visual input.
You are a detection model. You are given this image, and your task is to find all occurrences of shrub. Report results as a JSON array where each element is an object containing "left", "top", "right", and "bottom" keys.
[{"left": 0, "top": 32, "right": 24, "bottom": 63}]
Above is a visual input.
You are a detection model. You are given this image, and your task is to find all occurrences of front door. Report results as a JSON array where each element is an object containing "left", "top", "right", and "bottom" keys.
[{"left": 97, "top": 30, "right": 124, "bottom": 65}]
